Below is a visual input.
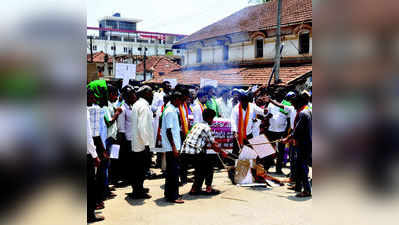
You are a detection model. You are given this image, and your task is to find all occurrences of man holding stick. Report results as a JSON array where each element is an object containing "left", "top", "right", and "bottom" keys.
[
  {"left": 265, "top": 93, "right": 312, "bottom": 197},
  {"left": 181, "top": 108, "right": 229, "bottom": 195}
]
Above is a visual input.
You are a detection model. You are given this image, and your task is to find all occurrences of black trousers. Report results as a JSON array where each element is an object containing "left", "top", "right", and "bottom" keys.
[
  {"left": 87, "top": 155, "right": 96, "bottom": 219},
  {"left": 264, "top": 131, "right": 286, "bottom": 172},
  {"left": 164, "top": 152, "right": 180, "bottom": 201},
  {"left": 289, "top": 145, "right": 298, "bottom": 181},
  {"left": 94, "top": 143, "right": 107, "bottom": 203},
  {"left": 192, "top": 153, "right": 214, "bottom": 191},
  {"left": 130, "top": 150, "right": 146, "bottom": 194},
  {"left": 116, "top": 134, "right": 130, "bottom": 183},
  {"left": 179, "top": 153, "right": 195, "bottom": 183},
  {"left": 295, "top": 157, "right": 311, "bottom": 193},
  {"left": 144, "top": 148, "right": 152, "bottom": 174}
]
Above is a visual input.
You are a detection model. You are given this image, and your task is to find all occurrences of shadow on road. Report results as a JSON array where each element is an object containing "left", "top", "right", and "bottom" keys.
[
  {"left": 287, "top": 195, "right": 312, "bottom": 202},
  {"left": 153, "top": 197, "right": 176, "bottom": 207},
  {"left": 124, "top": 196, "right": 146, "bottom": 206},
  {"left": 182, "top": 192, "right": 222, "bottom": 201}
]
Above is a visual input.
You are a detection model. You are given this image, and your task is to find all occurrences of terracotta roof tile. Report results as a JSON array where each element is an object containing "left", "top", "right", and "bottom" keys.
[
  {"left": 136, "top": 56, "right": 181, "bottom": 76},
  {"left": 87, "top": 51, "right": 113, "bottom": 63},
  {"left": 175, "top": 0, "right": 312, "bottom": 45},
  {"left": 147, "top": 64, "right": 311, "bottom": 86}
]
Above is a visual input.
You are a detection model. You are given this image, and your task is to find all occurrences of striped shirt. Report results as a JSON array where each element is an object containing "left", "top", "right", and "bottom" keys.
[
  {"left": 180, "top": 122, "right": 215, "bottom": 154},
  {"left": 88, "top": 105, "right": 101, "bottom": 137}
]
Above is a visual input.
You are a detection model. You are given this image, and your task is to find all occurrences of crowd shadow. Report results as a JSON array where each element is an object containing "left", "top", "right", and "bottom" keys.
[
  {"left": 287, "top": 195, "right": 312, "bottom": 202},
  {"left": 124, "top": 196, "right": 146, "bottom": 206},
  {"left": 153, "top": 197, "right": 175, "bottom": 207},
  {"left": 183, "top": 191, "right": 224, "bottom": 201}
]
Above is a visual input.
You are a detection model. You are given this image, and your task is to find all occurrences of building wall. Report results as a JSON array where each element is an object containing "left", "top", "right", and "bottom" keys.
[
  {"left": 182, "top": 36, "right": 312, "bottom": 66},
  {"left": 88, "top": 39, "right": 185, "bottom": 57},
  {"left": 202, "top": 47, "right": 213, "bottom": 64}
]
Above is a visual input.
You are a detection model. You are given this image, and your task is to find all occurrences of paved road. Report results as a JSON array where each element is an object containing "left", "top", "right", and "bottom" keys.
[{"left": 94, "top": 168, "right": 312, "bottom": 225}]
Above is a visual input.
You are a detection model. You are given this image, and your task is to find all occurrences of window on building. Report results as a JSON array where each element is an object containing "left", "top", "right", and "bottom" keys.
[
  {"left": 255, "top": 39, "right": 263, "bottom": 58},
  {"left": 223, "top": 45, "right": 229, "bottom": 61},
  {"left": 138, "top": 47, "right": 142, "bottom": 51},
  {"left": 119, "top": 21, "right": 136, "bottom": 31},
  {"left": 298, "top": 32, "right": 310, "bottom": 54},
  {"left": 111, "top": 46, "right": 116, "bottom": 51},
  {"left": 123, "top": 47, "right": 128, "bottom": 53},
  {"left": 177, "top": 50, "right": 180, "bottom": 54},
  {"left": 106, "top": 20, "right": 117, "bottom": 29},
  {"left": 196, "top": 48, "right": 202, "bottom": 63},
  {"left": 93, "top": 45, "right": 97, "bottom": 51}
]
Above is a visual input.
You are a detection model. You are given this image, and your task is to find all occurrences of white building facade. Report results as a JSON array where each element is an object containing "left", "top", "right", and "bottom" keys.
[
  {"left": 87, "top": 13, "right": 186, "bottom": 57},
  {"left": 180, "top": 27, "right": 312, "bottom": 66}
]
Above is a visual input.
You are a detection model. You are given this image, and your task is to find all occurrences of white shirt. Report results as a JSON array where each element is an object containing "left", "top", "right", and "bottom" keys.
[
  {"left": 88, "top": 105, "right": 101, "bottom": 137},
  {"left": 252, "top": 119, "right": 261, "bottom": 137},
  {"left": 283, "top": 105, "right": 297, "bottom": 130},
  {"left": 87, "top": 110, "right": 98, "bottom": 158},
  {"left": 105, "top": 101, "right": 118, "bottom": 140},
  {"left": 231, "top": 103, "right": 265, "bottom": 136},
  {"left": 151, "top": 91, "right": 165, "bottom": 112},
  {"left": 153, "top": 106, "right": 163, "bottom": 144},
  {"left": 192, "top": 99, "right": 205, "bottom": 125},
  {"left": 267, "top": 103, "right": 288, "bottom": 132},
  {"left": 131, "top": 98, "right": 155, "bottom": 152},
  {"left": 161, "top": 103, "right": 181, "bottom": 152},
  {"left": 117, "top": 103, "right": 134, "bottom": 140},
  {"left": 99, "top": 106, "right": 108, "bottom": 147},
  {"left": 217, "top": 97, "right": 233, "bottom": 119}
]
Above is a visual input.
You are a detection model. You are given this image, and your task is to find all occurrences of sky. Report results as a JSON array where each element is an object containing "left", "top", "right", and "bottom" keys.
[{"left": 86, "top": 0, "right": 250, "bottom": 36}]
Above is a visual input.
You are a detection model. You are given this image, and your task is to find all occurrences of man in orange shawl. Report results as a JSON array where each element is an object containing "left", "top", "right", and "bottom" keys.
[{"left": 230, "top": 91, "right": 268, "bottom": 156}]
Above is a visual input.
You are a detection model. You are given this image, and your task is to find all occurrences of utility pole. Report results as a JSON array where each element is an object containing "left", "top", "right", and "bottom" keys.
[
  {"left": 274, "top": 0, "right": 282, "bottom": 83},
  {"left": 89, "top": 36, "right": 93, "bottom": 63},
  {"left": 143, "top": 48, "right": 147, "bottom": 81}
]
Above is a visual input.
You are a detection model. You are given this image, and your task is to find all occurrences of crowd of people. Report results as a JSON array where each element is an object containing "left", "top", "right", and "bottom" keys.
[{"left": 86, "top": 80, "right": 312, "bottom": 223}]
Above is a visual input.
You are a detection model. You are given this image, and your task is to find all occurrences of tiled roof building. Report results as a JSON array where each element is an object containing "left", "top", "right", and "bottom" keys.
[{"left": 148, "top": 0, "right": 312, "bottom": 87}]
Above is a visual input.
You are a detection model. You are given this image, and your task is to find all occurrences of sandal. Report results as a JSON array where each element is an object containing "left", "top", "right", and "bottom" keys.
[
  {"left": 173, "top": 199, "right": 184, "bottom": 204},
  {"left": 166, "top": 197, "right": 185, "bottom": 204}
]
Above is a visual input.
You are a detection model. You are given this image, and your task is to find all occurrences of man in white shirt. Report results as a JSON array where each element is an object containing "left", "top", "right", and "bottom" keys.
[
  {"left": 151, "top": 81, "right": 171, "bottom": 113},
  {"left": 264, "top": 93, "right": 290, "bottom": 174},
  {"left": 87, "top": 89, "right": 108, "bottom": 208},
  {"left": 128, "top": 86, "right": 154, "bottom": 199},
  {"left": 116, "top": 86, "right": 137, "bottom": 186},
  {"left": 231, "top": 91, "right": 267, "bottom": 156},
  {"left": 161, "top": 91, "right": 185, "bottom": 204},
  {"left": 87, "top": 107, "right": 104, "bottom": 223},
  {"left": 192, "top": 90, "right": 209, "bottom": 125},
  {"left": 217, "top": 88, "right": 233, "bottom": 119},
  {"left": 104, "top": 85, "right": 122, "bottom": 191}
]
